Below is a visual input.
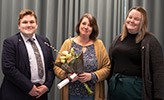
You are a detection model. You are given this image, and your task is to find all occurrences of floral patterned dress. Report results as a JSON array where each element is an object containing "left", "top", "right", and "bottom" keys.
[{"left": 69, "top": 41, "right": 98, "bottom": 97}]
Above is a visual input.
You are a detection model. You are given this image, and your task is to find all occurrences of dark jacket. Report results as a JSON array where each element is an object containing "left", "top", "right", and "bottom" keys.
[
  {"left": 0, "top": 33, "right": 55, "bottom": 100},
  {"left": 108, "top": 33, "right": 164, "bottom": 100}
]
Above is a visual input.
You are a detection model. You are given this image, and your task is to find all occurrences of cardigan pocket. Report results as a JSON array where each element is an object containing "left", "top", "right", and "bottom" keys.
[{"left": 145, "top": 79, "right": 153, "bottom": 99}]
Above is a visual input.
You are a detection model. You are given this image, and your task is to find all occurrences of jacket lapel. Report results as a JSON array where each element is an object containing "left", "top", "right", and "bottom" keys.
[{"left": 17, "top": 33, "right": 31, "bottom": 74}]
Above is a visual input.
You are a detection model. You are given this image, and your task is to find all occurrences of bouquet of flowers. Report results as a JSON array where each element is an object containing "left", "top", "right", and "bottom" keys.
[{"left": 44, "top": 42, "right": 93, "bottom": 94}]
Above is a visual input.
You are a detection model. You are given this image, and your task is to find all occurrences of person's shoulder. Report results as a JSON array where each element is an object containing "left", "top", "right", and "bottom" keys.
[
  {"left": 94, "top": 39, "right": 104, "bottom": 46},
  {"left": 36, "top": 34, "right": 52, "bottom": 43},
  {"left": 144, "top": 32, "right": 158, "bottom": 41},
  {"left": 94, "top": 38, "right": 103, "bottom": 43},
  {"left": 144, "top": 32, "right": 154, "bottom": 37},
  {"left": 36, "top": 34, "right": 47, "bottom": 40},
  {"left": 4, "top": 33, "right": 20, "bottom": 42},
  {"left": 2, "top": 33, "right": 21, "bottom": 47},
  {"left": 63, "top": 37, "right": 76, "bottom": 43},
  {"left": 143, "top": 32, "right": 161, "bottom": 46}
]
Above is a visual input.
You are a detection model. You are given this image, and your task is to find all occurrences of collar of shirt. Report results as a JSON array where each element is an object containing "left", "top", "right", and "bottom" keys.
[{"left": 20, "top": 33, "right": 37, "bottom": 42}]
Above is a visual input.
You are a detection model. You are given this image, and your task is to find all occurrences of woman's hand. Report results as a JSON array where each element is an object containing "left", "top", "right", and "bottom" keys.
[
  {"left": 78, "top": 72, "right": 92, "bottom": 83},
  {"left": 67, "top": 73, "right": 78, "bottom": 82}
]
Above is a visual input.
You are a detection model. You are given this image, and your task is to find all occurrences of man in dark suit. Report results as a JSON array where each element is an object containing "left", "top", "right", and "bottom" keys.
[{"left": 0, "top": 9, "right": 55, "bottom": 100}]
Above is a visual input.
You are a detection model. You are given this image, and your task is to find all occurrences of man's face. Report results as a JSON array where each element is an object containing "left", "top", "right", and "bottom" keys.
[{"left": 18, "top": 15, "right": 38, "bottom": 37}]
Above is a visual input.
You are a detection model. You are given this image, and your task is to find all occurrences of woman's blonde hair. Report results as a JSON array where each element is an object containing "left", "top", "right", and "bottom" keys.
[{"left": 121, "top": 6, "right": 148, "bottom": 43}]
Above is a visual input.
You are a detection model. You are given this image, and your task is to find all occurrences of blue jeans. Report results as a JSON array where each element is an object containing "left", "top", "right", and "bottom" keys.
[{"left": 69, "top": 95, "right": 94, "bottom": 100}]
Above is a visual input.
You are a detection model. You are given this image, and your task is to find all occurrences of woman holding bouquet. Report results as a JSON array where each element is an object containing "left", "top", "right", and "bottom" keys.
[{"left": 54, "top": 13, "right": 110, "bottom": 100}]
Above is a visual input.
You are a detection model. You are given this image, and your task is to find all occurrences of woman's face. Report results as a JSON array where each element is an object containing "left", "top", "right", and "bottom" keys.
[
  {"left": 125, "top": 9, "right": 142, "bottom": 34},
  {"left": 79, "top": 17, "right": 93, "bottom": 38}
]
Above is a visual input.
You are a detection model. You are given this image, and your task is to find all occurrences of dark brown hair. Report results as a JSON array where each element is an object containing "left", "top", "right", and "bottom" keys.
[
  {"left": 75, "top": 13, "right": 99, "bottom": 41},
  {"left": 121, "top": 6, "right": 148, "bottom": 43},
  {"left": 18, "top": 9, "right": 37, "bottom": 25}
]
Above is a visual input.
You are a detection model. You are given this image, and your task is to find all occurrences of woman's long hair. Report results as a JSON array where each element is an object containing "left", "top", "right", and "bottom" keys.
[{"left": 121, "top": 6, "right": 148, "bottom": 43}]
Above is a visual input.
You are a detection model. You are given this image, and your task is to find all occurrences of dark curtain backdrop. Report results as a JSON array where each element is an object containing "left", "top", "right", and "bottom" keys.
[{"left": 0, "top": 0, "right": 163, "bottom": 100}]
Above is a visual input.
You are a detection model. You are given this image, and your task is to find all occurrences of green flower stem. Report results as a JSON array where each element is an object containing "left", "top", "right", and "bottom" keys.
[{"left": 83, "top": 83, "right": 93, "bottom": 95}]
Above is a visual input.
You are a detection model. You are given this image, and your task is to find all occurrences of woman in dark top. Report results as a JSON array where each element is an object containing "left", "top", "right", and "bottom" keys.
[{"left": 107, "top": 6, "right": 164, "bottom": 100}]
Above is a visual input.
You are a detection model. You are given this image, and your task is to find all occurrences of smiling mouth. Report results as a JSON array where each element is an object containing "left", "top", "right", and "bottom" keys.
[
  {"left": 128, "top": 23, "right": 136, "bottom": 27},
  {"left": 25, "top": 28, "right": 34, "bottom": 30},
  {"left": 82, "top": 29, "right": 89, "bottom": 32}
]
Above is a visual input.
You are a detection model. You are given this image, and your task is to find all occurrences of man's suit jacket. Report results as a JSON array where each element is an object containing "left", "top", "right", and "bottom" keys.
[{"left": 0, "top": 33, "right": 55, "bottom": 100}]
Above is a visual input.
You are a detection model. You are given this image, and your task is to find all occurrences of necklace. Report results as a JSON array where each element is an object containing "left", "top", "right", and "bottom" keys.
[
  {"left": 81, "top": 40, "right": 90, "bottom": 53},
  {"left": 82, "top": 46, "right": 87, "bottom": 53}
]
